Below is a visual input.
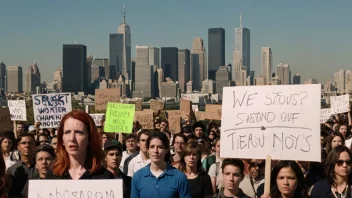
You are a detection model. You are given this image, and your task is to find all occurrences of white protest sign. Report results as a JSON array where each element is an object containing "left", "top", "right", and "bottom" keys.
[
  {"left": 330, "top": 94, "right": 349, "bottom": 114},
  {"left": 320, "top": 108, "right": 332, "bottom": 123},
  {"left": 7, "top": 100, "right": 27, "bottom": 121},
  {"left": 220, "top": 84, "right": 321, "bottom": 162},
  {"left": 90, "top": 114, "right": 105, "bottom": 126},
  {"left": 32, "top": 93, "right": 72, "bottom": 128},
  {"left": 29, "top": 180, "right": 123, "bottom": 198},
  {"left": 192, "top": 105, "right": 199, "bottom": 112}
]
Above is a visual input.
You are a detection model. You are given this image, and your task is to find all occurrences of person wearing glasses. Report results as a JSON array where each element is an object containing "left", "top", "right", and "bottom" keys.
[
  {"left": 311, "top": 145, "right": 352, "bottom": 198},
  {"left": 171, "top": 133, "right": 187, "bottom": 167},
  {"left": 6, "top": 133, "right": 37, "bottom": 197},
  {"left": 240, "top": 159, "right": 265, "bottom": 197}
]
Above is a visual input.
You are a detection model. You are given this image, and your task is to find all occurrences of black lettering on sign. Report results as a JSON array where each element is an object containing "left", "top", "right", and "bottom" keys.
[
  {"left": 33, "top": 93, "right": 70, "bottom": 107},
  {"left": 233, "top": 91, "right": 258, "bottom": 108}
]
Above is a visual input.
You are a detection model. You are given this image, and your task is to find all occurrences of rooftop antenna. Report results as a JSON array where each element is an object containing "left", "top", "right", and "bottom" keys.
[
  {"left": 123, "top": 4, "right": 126, "bottom": 24},
  {"left": 240, "top": 15, "right": 242, "bottom": 29}
]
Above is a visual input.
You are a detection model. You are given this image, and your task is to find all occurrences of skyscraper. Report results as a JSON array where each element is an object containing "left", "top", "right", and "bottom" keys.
[
  {"left": 292, "top": 73, "right": 301, "bottom": 84},
  {"left": 117, "top": 5, "right": 131, "bottom": 80},
  {"left": 149, "top": 47, "right": 160, "bottom": 67},
  {"left": 134, "top": 46, "right": 155, "bottom": 98},
  {"left": 161, "top": 47, "right": 178, "bottom": 81},
  {"left": 261, "top": 47, "right": 272, "bottom": 85},
  {"left": 276, "top": 63, "right": 291, "bottom": 85},
  {"left": 208, "top": 28, "right": 225, "bottom": 80},
  {"left": 190, "top": 37, "right": 207, "bottom": 91},
  {"left": 0, "top": 62, "right": 6, "bottom": 92},
  {"left": 334, "top": 69, "right": 345, "bottom": 93},
  {"left": 233, "top": 16, "right": 250, "bottom": 85},
  {"left": 216, "top": 66, "right": 231, "bottom": 100},
  {"left": 178, "top": 49, "right": 190, "bottom": 93},
  {"left": 7, "top": 66, "right": 23, "bottom": 93},
  {"left": 25, "top": 62, "right": 41, "bottom": 93},
  {"left": 109, "top": 33, "right": 123, "bottom": 79},
  {"left": 62, "top": 44, "right": 87, "bottom": 94}
]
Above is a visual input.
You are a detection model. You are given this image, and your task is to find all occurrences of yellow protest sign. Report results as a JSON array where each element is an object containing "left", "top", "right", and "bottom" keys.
[{"left": 104, "top": 103, "right": 135, "bottom": 133}]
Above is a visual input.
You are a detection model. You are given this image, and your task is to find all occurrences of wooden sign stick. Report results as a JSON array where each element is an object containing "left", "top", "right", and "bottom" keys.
[{"left": 264, "top": 155, "right": 272, "bottom": 195}]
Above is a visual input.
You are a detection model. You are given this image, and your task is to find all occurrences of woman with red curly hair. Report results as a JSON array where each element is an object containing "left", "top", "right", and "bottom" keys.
[{"left": 46, "top": 110, "right": 113, "bottom": 179}]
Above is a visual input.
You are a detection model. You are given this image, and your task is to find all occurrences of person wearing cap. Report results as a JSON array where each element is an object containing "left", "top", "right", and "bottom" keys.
[
  {"left": 193, "top": 122, "right": 205, "bottom": 139},
  {"left": 104, "top": 140, "right": 131, "bottom": 198}
]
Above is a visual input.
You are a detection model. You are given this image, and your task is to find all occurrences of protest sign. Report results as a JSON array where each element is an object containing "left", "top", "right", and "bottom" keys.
[
  {"left": 205, "top": 104, "right": 222, "bottom": 120},
  {"left": 134, "top": 111, "right": 154, "bottom": 129},
  {"left": 195, "top": 111, "right": 206, "bottom": 121},
  {"left": 180, "top": 99, "right": 191, "bottom": 120},
  {"left": 89, "top": 114, "right": 105, "bottom": 127},
  {"left": 133, "top": 99, "right": 143, "bottom": 111},
  {"left": 330, "top": 94, "right": 349, "bottom": 114},
  {"left": 32, "top": 93, "right": 72, "bottom": 128},
  {"left": 150, "top": 100, "right": 164, "bottom": 112},
  {"left": 104, "top": 103, "right": 135, "bottom": 133},
  {"left": 167, "top": 110, "right": 181, "bottom": 134},
  {"left": 320, "top": 108, "right": 332, "bottom": 123},
  {"left": 8, "top": 100, "right": 27, "bottom": 121},
  {"left": 192, "top": 105, "right": 199, "bottom": 112},
  {"left": 95, "top": 88, "right": 121, "bottom": 111},
  {"left": 29, "top": 180, "right": 123, "bottom": 198},
  {"left": 0, "top": 108, "right": 13, "bottom": 133},
  {"left": 220, "top": 84, "right": 321, "bottom": 162}
]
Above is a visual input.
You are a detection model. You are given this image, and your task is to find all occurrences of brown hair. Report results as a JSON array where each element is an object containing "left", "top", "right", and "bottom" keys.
[
  {"left": 325, "top": 132, "right": 345, "bottom": 154},
  {"left": 51, "top": 110, "right": 103, "bottom": 176},
  {"left": 178, "top": 143, "right": 203, "bottom": 173}
]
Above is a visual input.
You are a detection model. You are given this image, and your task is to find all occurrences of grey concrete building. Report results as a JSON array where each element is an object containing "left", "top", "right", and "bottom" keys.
[
  {"left": 25, "top": 62, "right": 41, "bottom": 93},
  {"left": 149, "top": 47, "right": 160, "bottom": 68},
  {"left": 0, "top": 62, "right": 6, "bottom": 92},
  {"left": 134, "top": 46, "right": 155, "bottom": 98},
  {"left": 160, "top": 78, "right": 177, "bottom": 98},
  {"left": 178, "top": 49, "right": 190, "bottom": 93},
  {"left": 208, "top": 28, "right": 225, "bottom": 80},
  {"left": 191, "top": 37, "right": 207, "bottom": 92},
  {"left": 293, "top": 73, "right": 301, "bottom": 84},
  {"left": 62, "top": 44, "right": 88, "bottom": 94},
  {"left": 276, "top": 63, "right": 291, "bottom": 85},
  {"left": 216, "top": 66, "right": 231, "bottom": 100},
  {"left": 7, "top": 66, "right": 23, "bottom": 93},
  {"left": 109, "top": 33, "right": 123, "bottom": 79},
  {"left": 161, "top": 47, "right": 178, "bottom": 81},
  {"left": 91, "top": 65, "right": 105, "bottom": 81}
]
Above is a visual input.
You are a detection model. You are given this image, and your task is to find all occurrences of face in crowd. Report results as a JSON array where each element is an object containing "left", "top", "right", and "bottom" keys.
[
  {"left": 17, "top": 135, "right": 36, "bottom": 158},
  {"left": 160, "top": 121, "right": 168, "bottom": 132},
  {"left": 16, "top": 124, "right": 26, "bottom": 134},
  {"left": 35, "top": 148, "right": 54, "bottom": 178},
  {"left": 249, "top": 160, "right": 265, "bottom": 180},
  {"left": 173, "top": 135, "right": 186, "bottom": 154},
  {"left": 194, "top": 127, "right": 203, "bottom": 138},
  {"left": 125, "top": 137, "right": 137, "bottom": 152},
  {"left": 105, "top": 148, "right": 122, "bottom": 171},
  {"left": 222, "top": 163, "right": 244, "bottom": 192},
  {"left": 1, "top": 137, "right": 13, "bottom": 153},
  {"left": 62, "top": 117, "right": 89, "bottom": 159},
  {"left": 138, "top": 133, "right": 149, "bottom": 154},
  {"left": 51, "top": 136, "right": 58, "bottom": 151}
]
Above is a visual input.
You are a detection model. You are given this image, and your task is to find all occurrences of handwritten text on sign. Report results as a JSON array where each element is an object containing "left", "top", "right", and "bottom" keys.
[
  {"left": 320, "top": 108, "right": 332, "bottom": 123},
  {"left": 104, "top": 103, "right": 135, "bottom": 133},
  {"left": 220, "top": 85, "right": 321, "bottom": 162},
  {"left": 32, "top": 93, "right": 72, "bottom": 128},
  {"left": 29, "top": 180, "right": 123, "bottom": 198},
  {"left": 8, "top": 100, "right": 27, "bottom": 121},
  {"left": 330, "top": 94, "right": 349, "bottom": 114},
  {"left": 90, "top": 114, "right": 105, "bottom": 127}
]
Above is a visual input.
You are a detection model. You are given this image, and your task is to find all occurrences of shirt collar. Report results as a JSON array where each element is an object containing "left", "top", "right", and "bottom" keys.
[{"left": 143, "top": 163, "right": 175, "bottom": 177}]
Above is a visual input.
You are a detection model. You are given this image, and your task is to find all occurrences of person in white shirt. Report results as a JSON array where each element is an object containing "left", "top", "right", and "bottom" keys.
[
  {"left": 120, "top": 134, "right": 137, "bottom": 171},
  {"left": 0, "top": 134, "right": 17, "bottom": 170},
  {"left": 127, "top": 130, "right": 151, "bottom": 177}
]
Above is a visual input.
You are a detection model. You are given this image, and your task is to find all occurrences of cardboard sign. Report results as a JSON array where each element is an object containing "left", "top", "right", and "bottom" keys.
[
  {"left": 220, "top": 84, "right": 321, "bottom": 162},
  {"left": 0, "top": 108, "right": 13, "bottom": 133},
  {"left": 133, "top": 99, "right": 143, "bottom": 111},
  {"left": 205, "top": 104, "right": 222, "bottom": 120},
  {"left": 89, "top": 114, "right": 105, "bottom": 127},
  {"left": 320, "top": 108, "right": 332, "bottom": 123},
  {"left": 95, "top": 88, "right": 121, "bottom": 111},
  {"left": 32, "top": 93, "right": 72, "bottom": 128},
  {"left": 29, "top": 180, "right": 123, "bottom": 198},
  {"left": 180, "top": 99, "right": 191, "bottom": 120},
  {"left": 167, "top": 110, "right": 181, "bottom": 134},
  {"left": 104, "top": 103, "right": 135, "bottom": 133},
  {"left": 8, "top": 100, "right": 27, "bottom": 121},
  {"left": 195, "top": 111, "right": 206, "bottom": 121},
  {"left": 330, "top": 94, "right": 349, "bottom": 114},
  {"left": 150, "top": 100, "right": 164, "bottom": 112},
  {"left": 134, "top": 111, "right": 154, "bottom": 129}
]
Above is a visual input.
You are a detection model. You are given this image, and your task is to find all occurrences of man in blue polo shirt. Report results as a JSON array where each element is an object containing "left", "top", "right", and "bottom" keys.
[{"left": 131, "top": 131, "right": 190, "bottom": 198}]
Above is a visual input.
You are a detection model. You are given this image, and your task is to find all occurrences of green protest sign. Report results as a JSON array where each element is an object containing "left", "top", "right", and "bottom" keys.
[{"left": 104, "top": 102, "right": 135, "bottom": 133}]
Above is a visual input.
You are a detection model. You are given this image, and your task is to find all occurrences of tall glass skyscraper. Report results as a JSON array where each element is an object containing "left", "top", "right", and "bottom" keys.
[{"left": 208, "top": 28, "right": 225, "bottom": 81}]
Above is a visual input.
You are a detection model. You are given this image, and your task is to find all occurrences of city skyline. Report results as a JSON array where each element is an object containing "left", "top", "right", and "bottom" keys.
[{"left": 0, "top": 1, "right": 351, "bottom": 84}]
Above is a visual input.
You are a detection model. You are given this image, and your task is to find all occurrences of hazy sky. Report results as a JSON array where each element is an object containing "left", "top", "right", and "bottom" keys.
[{"left": 0, "top": 0, "right": 351, "bottom": 84}]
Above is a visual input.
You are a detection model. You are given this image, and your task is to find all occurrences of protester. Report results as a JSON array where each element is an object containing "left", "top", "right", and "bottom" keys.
[
  {"left": 120, "top": 134, "right": 137, "bottom": 171},
  {"left": 50, "top": 135, "right": 58, "bottom": 151},
  {"left": 325, "top": 132, "right": 345, "bottom": 154},
  {"left": 131, "top": 131, "right": 191, "bottom": 198},
  {"left": 127, "top": 130, "right": 151, "bottom": 177},
  {"left": 311, "top": 145, "right": 352, "bottom": 198},
  {"left": 193, "top": 122, "right": 205, "bottom": 138},
  {"left": 159, "top": 119, "right": 169, "bottom": 133},
  {"left": 16, "top": 123, "right": 26, "bottom": 135},
  {"left": 0, "top": 152, "right": 7, "bottom": 198},
  {"left": 104, "top": 140, "right": 131, "bottom": 198},
  {"left": 208, "top": 138, "right": 222, "bottom": 194},
  {"left": 181, "top": 125, "right": 193, "bottom": 138},
  {"left": 46, "top": 110, "right": 113, "bottom": 179},
  {"left": 6, "top": 133, "right": 37, "bottom": 197},
  {"left": 171, "top": 133, "right": 187, "bottom": 166},
  {"left": 177, "top": 143, "right": 213, "bottom": 198},
  {"left": 36, "top": 133, "right": 50, "bottom": 146},
  {"left": 217, "top": 158, "right": 250, "bottom": 198},
  {"left": 239, "top": 159, "right": 265, "bottom": 197},
  {"left": 0, "top": 134, "right": 17, "bottom": 170}
]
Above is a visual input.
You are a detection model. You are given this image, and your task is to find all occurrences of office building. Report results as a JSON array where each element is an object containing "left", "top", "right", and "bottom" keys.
[
  {"left": 208, "top": 28, "right": 225, "bottom": 80},
  {"left": 233, "top": 15, "right": 250, "bottom": 85},
  {"left": 216, "top": 66, "right": 232, "bottom": 100},
  {"left": 149, "top": 47, "right": 160, "bottom": 67},
  {"left": 63, "top": 44, "right": 88, "bottom": 94},
  {"left": 202, "top": 79, "right": 215, "bottom": 94},
  {"left": 160, "top": 78, "right": 178, "bottom": 98},
  {"left": 345, "top": 70, "right": 352, "bottom": 93},
  {"left": 261, "top": 47, "right": 272, "bottom": 85},
  {"left": 178, "top": 49, "right": 190, "bottom": 93},
  {"left": 190, "top": 37, "right": 207, "bottom": 91},
  {"left": 161, "top": 47, "right": 178, "bottom": 81},
  {"left": 0, "top": 62, "right": 6, "bottom": 92},
  {"left": 255, "top": 76, "right": 265, "bottom": 86},
  {"left": 276, "top": 63, "right": 291, "bottom": 85},
  {"left": 25, "top": 62, "right": 41, "bottom": 93},
  {"left": 7, "top": 66, "right": 23, "bottom": 93},
  {"left": 292, "top": 73, "right": 301, "bottom": 84}
]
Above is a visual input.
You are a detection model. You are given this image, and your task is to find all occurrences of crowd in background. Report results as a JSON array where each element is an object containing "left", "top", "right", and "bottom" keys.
[{"left": 0, "top": 108, "right": 351, "bottom": 198}]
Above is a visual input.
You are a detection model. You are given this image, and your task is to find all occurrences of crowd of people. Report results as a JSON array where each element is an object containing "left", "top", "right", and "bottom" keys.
[{"left": 0, "top": 108, "right": 351, "bottom": 198}]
